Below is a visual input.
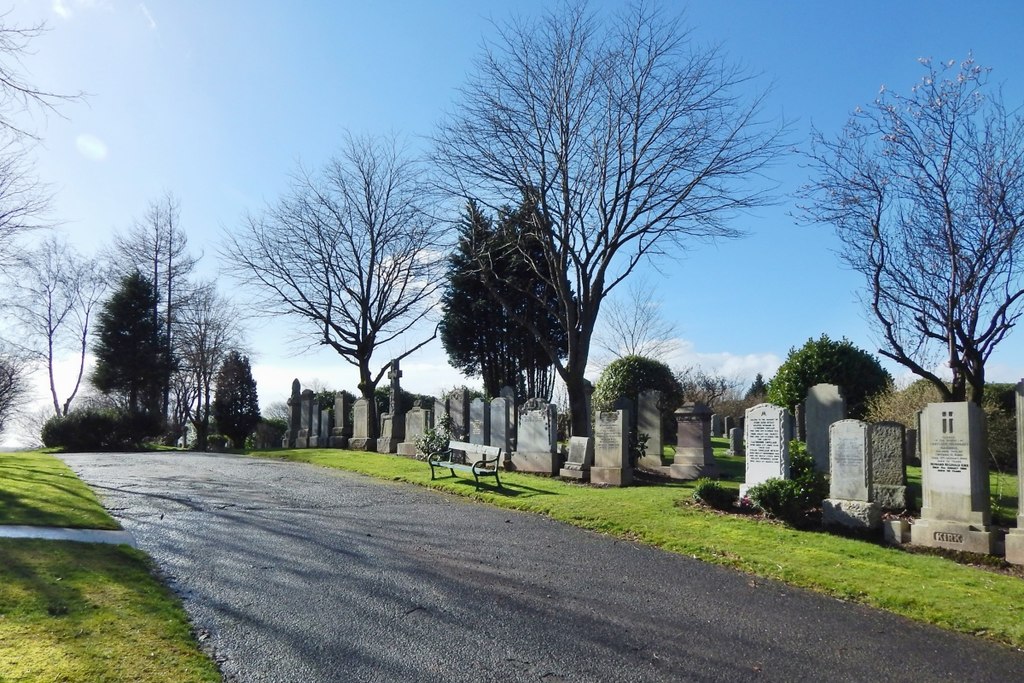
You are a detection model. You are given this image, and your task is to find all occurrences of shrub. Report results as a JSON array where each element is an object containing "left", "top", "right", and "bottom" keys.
[
  {"left": 41, "top": 408, "right": 160, "bottom": 451},
  {"left": 767, "top": 334, "right": 891, "bottom": 418},
  {"left": 414, "top": 412, "right": 453, "bottom": 461},
  {"left": 746, "top": 478, "right": 806, "bottom": 521},
  {"left": 592, "top": 355, "right": 683, "bottom": 443},
  {"left": 692, "top": 478, "right": 736, "bottom": 510}
]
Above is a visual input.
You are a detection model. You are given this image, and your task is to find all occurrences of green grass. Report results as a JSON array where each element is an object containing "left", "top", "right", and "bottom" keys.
[
  {"left": 250, "top": 442, "right": 1024, "bottom": 649},
  {"left": 0, "top": 539, "right": 221, "bottom": 682},
  {"left": 0, "top": 452, "right": 220, "bottom": 682},
  {"left": 0, "top": 451, "right": 120, "bottom": 529}
]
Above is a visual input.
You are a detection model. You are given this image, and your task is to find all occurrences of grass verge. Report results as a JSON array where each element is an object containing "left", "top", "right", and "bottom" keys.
[
  {"left": 0, "top": 451, "right": 119, "bottom": 529},
  {"left": 251, "top": 445, "right": 1024, "bottom": 649},
  {"left": 0, "top": 451, "right": 221, "bottom": 682},
  {"left": 0, "top": 539, "right": 220, "bottom": 682}
]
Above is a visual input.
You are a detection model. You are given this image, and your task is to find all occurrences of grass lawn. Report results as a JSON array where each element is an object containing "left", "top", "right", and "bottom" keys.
[
  {"left": 0, "top": 450, "right": 119, "bottom": 529},
  {"left": 0, "top": 452, "right": 221, "bottom": 683},
  {"left": 250, "top": 441, "right": 1024, "bottom": 650}
]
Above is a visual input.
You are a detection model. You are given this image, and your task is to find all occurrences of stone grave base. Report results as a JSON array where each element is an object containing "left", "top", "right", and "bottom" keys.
[
  {"left": 329, "top": 435, "right": 350, "bottom": 449},
  {"left": 375, "top": 438, "right": 400, "bottom": 454},
  {"left": 509, "top": 451, "right": 559, "bottom": 476},
  {"left": 1004, "top": 530, "right": 1024, "bottom": 565},
  {"left": 347, "top": 438, "right": 377, "bottom": 452},
  {"left": 636, "top": 455, "right": 667, "bottom": 471},
  {"left": 883, "top": 519, "right": 910, "bottom": 546},
  {"left": 823, "top": 499, "right": 881, "bottom": 530},
  {"left": 910, "top": 519, "right": 994, "bottom": 555},
  {"left": 396, "top": 442, "right": 418, "bottom": 457},
  {"left": 667, "top": 461, "right": 718, "bottom": 480},
  {"left": 590, "top": 466, "right": 632, "bottom": 487},
  {"left": 874, "top": 484, "right": 907, "bottom": 511},
  {"left": 559, "top": 466, "right": 589, "bottom": 481},
  {"left": 308, "top": 436, "right": 322, "bottom": 448},
  {"left": 295, "top": 438, "right": 309, "bottom": 448}
]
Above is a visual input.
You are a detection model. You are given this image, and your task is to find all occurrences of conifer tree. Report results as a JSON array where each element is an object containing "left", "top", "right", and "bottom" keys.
[{"left": 213, "top": 351, "right": 261, "bottom": 449}]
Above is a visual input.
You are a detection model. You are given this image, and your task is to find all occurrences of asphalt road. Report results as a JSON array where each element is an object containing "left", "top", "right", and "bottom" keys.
[{"left": 61, "top": 451, "right": 1023, "bottom": 682}]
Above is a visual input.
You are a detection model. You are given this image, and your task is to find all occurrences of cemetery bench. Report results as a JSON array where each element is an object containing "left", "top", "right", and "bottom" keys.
[{"left": 427, "top": 441, "right": 503, "bottom": 491}]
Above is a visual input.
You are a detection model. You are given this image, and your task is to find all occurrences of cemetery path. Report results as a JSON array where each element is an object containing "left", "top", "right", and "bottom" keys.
[{"left": 62, "top": 451, "right": 1022, "bottom": 683}]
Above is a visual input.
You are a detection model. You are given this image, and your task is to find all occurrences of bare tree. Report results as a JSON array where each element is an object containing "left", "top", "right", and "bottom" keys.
[
  {"left": 801, "top": 57, "right": 1024, "bottom": 403},
  {"left": 223, "top": 132, "right": 444, "bottom": 435},
  {"left": 674, "top": 364, "right": 736, "bottom": 409},
  {"left": 110, "top": 192, "right": 198, "bottom": 418},
  {"left": 172, "top": 282, "right": 246, "bottom": 450},
  {"left": 0, "top": 341, "right": 28, "bottom": 435},
  {"left": 433, "top": 2, "right": 781, "bottom": 436},
  {"left": 3, "top": 235, "right": 107, "bottom": 416},
  {"left": 0, "top": 14, "right": 79, "bottom": 266},
  {"left": 593, "top": 278, "right": 680, "bottom": 363}
]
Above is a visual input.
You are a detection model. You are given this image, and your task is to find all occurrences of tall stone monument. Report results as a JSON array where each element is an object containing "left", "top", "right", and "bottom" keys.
[
  {"left": 283, "top": 379, "right": 301, "bottom": 448},
  {"left": 871, "top": 421, "right": 907, "bottom": 510},
  {"left": 489, "top": 395, "right": 513, "bottom": 455},
  {"left": 329, "top": 393, "right": 353, "bottom": 448},
  {"left": 296, "top": 389, "right": 315, "bottom": 448},
  {"left": 822, "top": 420, "right": 880, "bottom": 530},
  {"left": 910, "top": 402, "right": 993, "bottom": 555},
  {"left": 636, "top": 390, "right": 664, "bottom": 471},
  {"left": 398, "top": 402, "right": 433, "bottom": 456},
  {"left": 741, "top": 403, "right": 792, "bottom": 497},
  {"left": 349, "top": 397, "right": 376, "bottom": 452},
  {"left": 469, "top": 398, "right": 490, "bottom": 445},
  {"left": 1006, "top": 380, "right": 1024, "bottom": 565},
  {"left": 670, "top": 402, "right": 718, "bottom": 479},
  {"left": 375, "top": 360, "right": 405, "bottom": 453},
  {"left": 805, "top": 383, "right": 846, "bottom": 472},
  {"left": 511, "top": 400, "right": 559, "bottom": 474},
  {"left": 591, "top": 409, "right": 631, "bottom": 486},
  {"left": 449, "top": 389, "right": 470, "bottom": 442}
]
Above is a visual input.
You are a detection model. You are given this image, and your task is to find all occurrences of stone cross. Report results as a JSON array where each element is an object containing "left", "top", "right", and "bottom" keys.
[{"left": 388, "top": 359, "right": 403, "bottom": 412}]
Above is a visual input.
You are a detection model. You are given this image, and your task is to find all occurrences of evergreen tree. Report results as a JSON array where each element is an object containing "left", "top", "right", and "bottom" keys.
[
  {"left": 439, "top": 199, "right": 566, "bottom": 400},
  {"left": 213, "top": 351, "right": 261, "bottom": 448},
  {"left": 746, "top": 373, "right": 768, "bottom": 400},
  {"left": 92, "top": 271, "right": 171, "bottom": 418}
]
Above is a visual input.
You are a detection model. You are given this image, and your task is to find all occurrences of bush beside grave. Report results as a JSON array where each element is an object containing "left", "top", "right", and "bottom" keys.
[{"left": 692, "top": 478, "right": 736, "bottom": 510}]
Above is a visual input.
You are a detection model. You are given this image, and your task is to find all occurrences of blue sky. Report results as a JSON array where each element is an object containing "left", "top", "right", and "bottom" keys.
[{"left": 4, "top": 0, "right": 1024, "bottom": 437}]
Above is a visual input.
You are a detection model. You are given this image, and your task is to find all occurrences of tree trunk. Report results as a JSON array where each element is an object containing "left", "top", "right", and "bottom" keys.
[{"left": 564, "top": 369, "right": 591, "bottom": 438}]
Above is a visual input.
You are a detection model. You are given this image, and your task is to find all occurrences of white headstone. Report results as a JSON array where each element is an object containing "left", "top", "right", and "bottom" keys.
[
  {"left": 511, "top": 401, "right": 558, "bottom": 474},
  {"left": 741, "top": 403, "right": 791, "bottom": 497},
  {"left": 822, "top": 419, "right": 880, "bottom": 530},
  {"left": 910, "top": 402, "right": 993, "bottom": 554},
  {"left": 560, "top": 436, "right": 594, "bottom": 480},
  {"left": 591, "top": 409, "right": 631, "bottom": 486}
]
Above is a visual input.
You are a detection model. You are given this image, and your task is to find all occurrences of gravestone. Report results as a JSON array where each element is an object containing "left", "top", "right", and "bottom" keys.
[
  {"left": 375, "top": 360, "right": 405, "bottom": 453},
  {"left": 329, "top": 393, "right": 353, "bottom": 448},
  {"left": 805, "top": 383, "right": 846, "bottom": 472},
  {"left": 283, "top": 379, "right": 301, "bottom": 448},
  {"left": 313, "top": 408, "right": 331, "bottom": 448},
  {"left": 469, "top": 398, "right": 490, "bottom": 445},
  {"left": 741, "top": 403, "right": 792, "bottom": 497},
  {"left": 398, "top": 403, "right": 433, "bottom": 456},
  {"left": 670, "top": 402, "right": 717, "bottom": 479},
  {"left": 511, "top": 400, "right": 558, "bottom": 474},
  {"left": 489, "top": 396, "right": 513, "bottom": 456},
  {"left": 1006, "top": 380, "right": 1024, "bottom": 565},
  {"left": 727, "top": 427, "right": 744, "bottom": 456},
  {"left": 636, "top": 390, "right": 664, "bottom": 470},
  {"left": 591, "top": 409, "right": 631, "bottom": 486},
  {"left": 905, "top": 428, "right": 919, "bottom": 465},
  {"left": 296, "top": 389, "right": 315, "bottom": 448},
  {"left": 910, "top": 402, "right": 993, "bottom": 554},
  {"left": 710, "top": 413, "right": 723, "bottom": 438},
  {"left": 449, "top": 389, "right": 470, "bottom": 441},
  {"left": 560, "top": 436, "right": 595, "bottom": 481},
  {"left": 871, "top": 421, "right": 907, "bottom": 510},
  {"left": 500, "top": 386, "right": 517, "bottom": 449},
  {"left": 822, "top": 420, "right": 880, "bottom": 530},
  {"left": 348, "top": 398, "right": 376, "bottom": 452},
  {"left": 433, "top": 397, "right": 449, "bottom": 431},
  {"left": 723, "top": 416, "right": 734, "bottom": 435}
]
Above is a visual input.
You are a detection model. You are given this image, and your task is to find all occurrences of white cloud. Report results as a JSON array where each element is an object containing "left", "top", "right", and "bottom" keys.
[
  {"left": 139, "top": 3, "right": 157, "bottom": 29},
  {"left": 75, "top": 133, "right": 108, "bottom": 161},
  {"left": 590, "top": 338, "right": 782, "bottom": 388},
  {"left": 53, "top": 0, "right": 72, "bottom": 19}
]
